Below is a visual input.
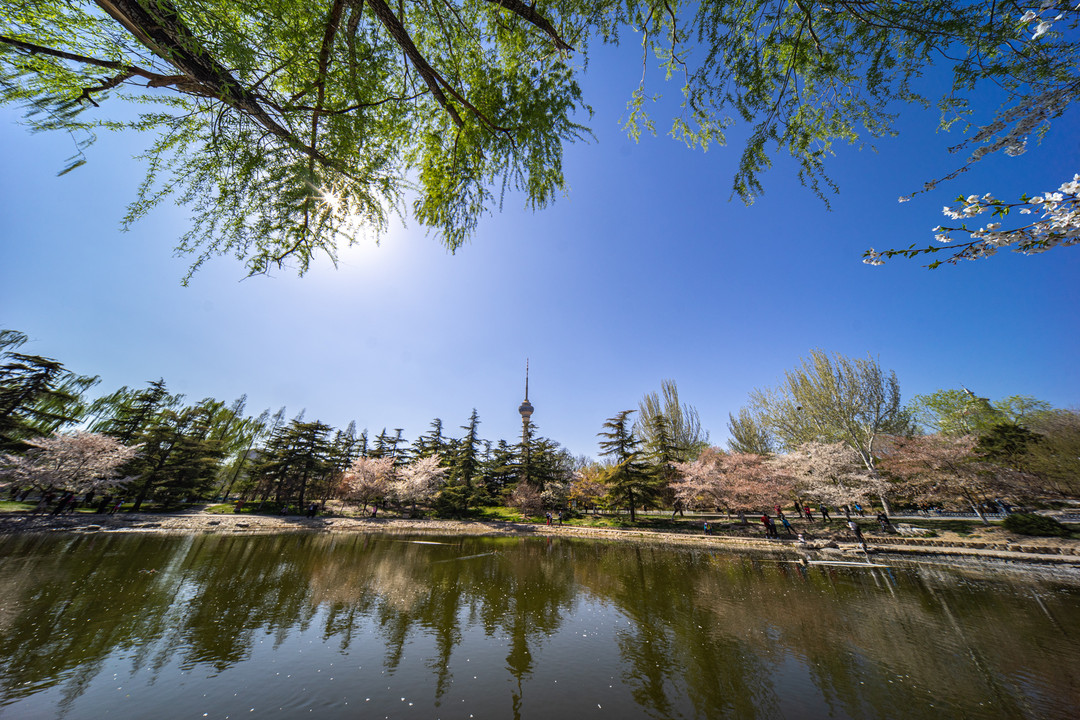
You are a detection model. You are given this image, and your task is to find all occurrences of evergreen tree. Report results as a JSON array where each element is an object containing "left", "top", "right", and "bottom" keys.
[
  {"left": 218, "top": 407, "right": 274, "bottom": 499},
  {"left": 157, "top": 401, "right": 226, "bottom": 505},
  {"left": 249, "top": 418, "right": 333, "bottom": 508},
  {"left": 646, "top": 414, "right": 682, "bottom": 510},
  {"left": 0, "top": 349, "right": 96, "bottom": 452},
  {"left": 412, "top": 418, "right": 446, "bottom": 459},
  {"left": 324, "top": 421, "right": 360, "bottom": 504},
  {"left": 479, "top": 439, "right": 518, "bottom": 500},
  {"left": 126, "top": 401, "right": 224, "bottom": 510},
  {"left": 597, "top": 410, "right": 658, "bottom": 522},
  {"left": 450, "top": 409, "right": 482, "bottom": 505},
  {"left": 92, "top": 379, "right": 178, "bottom": 444},
  {"left": 977, "top": 423, "right": 1043, "bottom": 475}
]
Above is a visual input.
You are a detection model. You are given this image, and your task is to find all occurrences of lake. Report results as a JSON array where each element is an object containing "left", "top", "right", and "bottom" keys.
[{"left": 0, "top": 531, "right": 1076, "bottom": 719}]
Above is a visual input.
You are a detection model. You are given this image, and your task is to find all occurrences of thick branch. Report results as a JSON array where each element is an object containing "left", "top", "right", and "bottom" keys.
[
  {"left": 0, "top": 34, "right": 155, "bottom": 78},
  {"left": 78, "top": 70, "right": 135, "bottom": 106},
  {"left": 312, "top": 0, "right": 349, "bottom": 147},
  {"left": 481, "top": 0, "right": 572, "bottom": 52},
  {"left": 92, "top": 1, "right": 343, "bottom": 172},
  {"left": 365, "top": 0, "right": 464, "bottom": 126}
]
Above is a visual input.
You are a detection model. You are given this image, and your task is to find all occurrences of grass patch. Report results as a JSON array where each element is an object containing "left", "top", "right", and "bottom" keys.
[{"left": 1003, "top": 513, "right": 1070, "bottom": 538}]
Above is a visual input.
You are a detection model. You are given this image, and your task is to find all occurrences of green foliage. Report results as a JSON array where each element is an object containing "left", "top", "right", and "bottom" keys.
[
  {"left": 4, "top": 3, "right": 1076, "bottom": 276},
  {"left": 248, "top": 418, "right": 334, "bottom": 507},
  {"left": 635, "top": 380, "right": 708, "bottom": 461},
  {"left": 976, "top": 422, "right": 1042, "bottom": 471},
  {"left": 0, "top": 331, "right": 98, "bottom": 451},
  {"left": 742, "top": 349, "right": 910, "bottom": 473},
  {"left": 909, "top": 388, "right": 1052, "bottom": 436},
  {"left": 431, "top": 484, "right": 473, "bottom": 518},
  {"left": 726, "top": 407, "right": 774, "bottom": 455},
  {"left": 598, "top": 410, "right": 660, "bottom": 522},
  {"left": 1002, "top": 512, "right": 1070, "bottom": 538},
  {"left": 0, "top": 0, "right": 587, "bottom": 280},
  {"left": 1024, "top": 409, "right": 1080, "bottom": 496}
]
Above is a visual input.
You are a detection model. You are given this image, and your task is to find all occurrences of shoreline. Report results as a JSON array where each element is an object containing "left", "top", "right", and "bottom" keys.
[{"left": 2, "top": 510, "right": 1078, "bottom": 571}]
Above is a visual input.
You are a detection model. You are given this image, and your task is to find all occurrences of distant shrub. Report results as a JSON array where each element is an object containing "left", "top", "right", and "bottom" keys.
[{"left": 1003, "top": 513, "right": 1069, "bottom": 537}]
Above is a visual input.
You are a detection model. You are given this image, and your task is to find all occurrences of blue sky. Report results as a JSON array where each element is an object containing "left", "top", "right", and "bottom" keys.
[{"left": 1, "top": 39, "right": 1077, "bottom": 459}]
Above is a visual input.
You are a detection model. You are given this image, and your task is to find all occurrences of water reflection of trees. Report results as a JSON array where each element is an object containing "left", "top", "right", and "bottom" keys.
[
  {"left": 306, "top": 535, "right": 578, "bottom": 713},
  {"left": 0, "top": 533, "right": 1077, "bottom": 718}
]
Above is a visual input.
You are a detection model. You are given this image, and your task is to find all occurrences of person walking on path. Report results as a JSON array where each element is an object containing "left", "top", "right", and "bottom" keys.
[
  {"left": 703, "top": 521, "right": 710, "bottom": 535},
  {"left": 876, "top": 512, "right": 892, "bottom": 533},
  {"left": 804, "top": 506, "right": 815, "bottom": 523},
  {"left": 848, "top": 519, "right": 867, "bottom": 551},
  {"left": 779, "top": 512, "right": 793, "bottom": 535},
  {"left": 820, "top": 506, "right": 831, "bottom": 522}
]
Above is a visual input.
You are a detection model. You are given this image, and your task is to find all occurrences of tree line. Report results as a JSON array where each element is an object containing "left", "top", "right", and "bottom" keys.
[
  {"left": 0, "top": 328, "right": 582, "bottom": 515},
  {"left": 1, "top": 330, "right": 1077, "bottom": 521}
]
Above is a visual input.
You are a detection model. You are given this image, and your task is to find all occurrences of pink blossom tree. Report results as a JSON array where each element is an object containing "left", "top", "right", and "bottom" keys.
[
  {"left": 342, "top": 456, "right": 395, "bottom": 517},
  {"left": 877, "top": 434, "right": 1027, "bottom": 524},
  {"left": 773, "top": 441, "right": 890, "bottom": 517},
  {"left": 509, "top": 482, "right": 543, "bottom": 519},
  {"left": 0, "top": 431, "right": 140, "bottom": 494},
  {"left": 721, "top": 453, "right": 794, "bottom": 514},
  {"left": 672, "top": 447, "right": 793, "bottom": 517},
  {"left": 392, "top": 454, "right": 446, "bottom": 515},
  {"left": 671, "top": 447, "right": 727, "bottom": 510}
]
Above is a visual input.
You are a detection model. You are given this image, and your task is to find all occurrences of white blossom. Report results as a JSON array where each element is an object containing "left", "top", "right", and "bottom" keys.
[{"left": 868, "top": 173, "right": 1080, "bottom": 266}]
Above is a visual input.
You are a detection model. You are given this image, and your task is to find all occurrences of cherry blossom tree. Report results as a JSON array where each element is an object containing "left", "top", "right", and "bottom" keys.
[
  {"left": 672, "top": 447, "right": 793, "bottom": 515},
  {"left": 774, "top": 441, "right": 890, "bottom": 517},
  {"left": 721, "top": 453, "right": 794, "bottom": 514},
  {"left": 671, "top": 447, "right": 727, "bottom": 511},
  {"left": 877, "top": 434, "right": 1032, "bottom": 524},
  {"left": 342, "top": 456, "right": 394, "bottom": 517},
  {"left": 392, "top": 454, "right": 446, "bottom": 514},
  {"left": 0, "top": 430, "right": 140, "bottom": 494}
]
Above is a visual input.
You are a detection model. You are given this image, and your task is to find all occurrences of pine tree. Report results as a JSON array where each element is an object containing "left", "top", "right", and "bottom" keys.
[
  {"left": 646, "top": 413, "right": 682, "bottom": 511},
  {"left": 0, "top": 351, "right": 95, "bottom": 451},
  {"left": 597, "top": 410, "right": 658, "bottom": 522},
  {"left": 412, "top": 418, "right": 446, "bottom": 459},
  {"left": 93, "top": 379, "right": 178, "bottom": 444},
  {"left": 451, "top": 409, "right": 482, "bottom": 505},
  {"left": 479, "top": 440, "right": 518, "bottom": 500},
  {"left": 249, "top": 418, "right": 333, "bottom": 509}
]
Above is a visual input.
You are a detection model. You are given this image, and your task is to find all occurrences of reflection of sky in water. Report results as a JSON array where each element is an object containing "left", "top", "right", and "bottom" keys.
[{"left": 0, "top": 532, "right": 1077, "bottom": 719}]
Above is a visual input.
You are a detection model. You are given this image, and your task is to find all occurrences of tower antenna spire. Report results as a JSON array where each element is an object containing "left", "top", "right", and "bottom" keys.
[{"left": 518, "top": 360, "right": 534, "bottom": 442}]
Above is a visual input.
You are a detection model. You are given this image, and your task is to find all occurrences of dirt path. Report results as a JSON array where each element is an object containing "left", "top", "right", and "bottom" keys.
[{"left": 1, "top": 509, "right": 1077, "bottom": 568}]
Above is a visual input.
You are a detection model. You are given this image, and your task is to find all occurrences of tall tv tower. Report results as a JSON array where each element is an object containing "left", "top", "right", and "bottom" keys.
[{"left": 518, "top": 359, "right": 534, "bottom": 446}]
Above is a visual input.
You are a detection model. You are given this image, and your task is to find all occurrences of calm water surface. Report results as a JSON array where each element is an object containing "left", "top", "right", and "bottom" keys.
[{"left": 0, "top": 532, "right": 1076, "bottom": 719}]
